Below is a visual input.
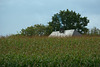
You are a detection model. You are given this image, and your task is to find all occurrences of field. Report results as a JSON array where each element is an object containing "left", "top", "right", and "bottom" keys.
[{"left": 0, "top": 35, "right": 100, "bottom": 67}]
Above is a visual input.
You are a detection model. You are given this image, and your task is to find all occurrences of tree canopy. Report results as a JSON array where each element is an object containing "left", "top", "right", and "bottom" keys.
[
  {"left": 20, "top": 9, "right": 90, "bottom": 36},
  {"left": 20, "top": 24, "right": 53, "bottom": 36},
  {"left": 48, "top": 9, "right": 89, "bottom": 34}
]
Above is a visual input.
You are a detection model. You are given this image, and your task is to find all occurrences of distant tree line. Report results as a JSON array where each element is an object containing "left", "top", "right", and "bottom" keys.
[
  {"left": 19, "top": 25, "right": 100, "bottom": 36},
  {"left": 19, "top": 9, "right": 100, "bottom": 36},
  {"left": 87, "top": 27, "right": 100, "bottom": 35}
]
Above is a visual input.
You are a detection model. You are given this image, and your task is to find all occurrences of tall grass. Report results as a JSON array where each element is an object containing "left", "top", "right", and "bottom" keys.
[{"left": 0, "top": 35, "right": 100, "bottom": 67}]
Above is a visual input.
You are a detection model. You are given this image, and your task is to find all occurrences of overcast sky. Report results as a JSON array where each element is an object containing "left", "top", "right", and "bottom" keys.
[{"left": 0, "top": 0, "right": 100, "bottom": 36}]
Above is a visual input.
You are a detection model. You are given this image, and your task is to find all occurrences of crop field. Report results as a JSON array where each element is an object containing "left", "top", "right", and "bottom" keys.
[{"left": 0, "top": 35, "right": 100, "bottom": 67}]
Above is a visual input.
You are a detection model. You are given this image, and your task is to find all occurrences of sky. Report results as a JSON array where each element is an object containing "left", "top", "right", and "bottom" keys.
[{"left": 0, "top": 0, "right": 100, "bottom": 36}]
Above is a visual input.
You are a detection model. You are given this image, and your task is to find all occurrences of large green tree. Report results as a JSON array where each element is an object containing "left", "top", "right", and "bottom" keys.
[{"left": 48, "top": 9, "right": 89, "bottom": 34}]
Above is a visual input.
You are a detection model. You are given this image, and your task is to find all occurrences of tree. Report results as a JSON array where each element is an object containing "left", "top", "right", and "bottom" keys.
[
  {"left": 20, "top": 24, "right": 53, "bottom": 36},
  {"left": 90, "top": 27, "right": 100, "bottom": 35},
  {"left": 45, "top": 26, "right": 53, "bottom": 35},
  {"left": 48, "top": 9, "right": 89, "bottom": 34},
  {"left": 20, "top": 26, "right": 35, "bottom": 36},
  {"left": 34, "top": 24, "right": 46, "bottom": 36}
]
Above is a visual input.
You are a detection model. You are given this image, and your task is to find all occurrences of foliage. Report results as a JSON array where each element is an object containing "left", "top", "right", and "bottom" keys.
[
  {"left": 48, "top": 9, "right": 89, "bottom": 34},
  {"left": 20, "top": 26, "right": 35, "bottom": 36},
  {"left": 0, "top": 35, "right": 100, "bottom": 67},
  {"left": 20, "top": 9, "right": 90, "bottom": 36},
  {"left": 20, "top": 24, "right": 53, "bottom": 36},
  {"left": 87, "top": 27, "right": 100, "bottom": 35}
]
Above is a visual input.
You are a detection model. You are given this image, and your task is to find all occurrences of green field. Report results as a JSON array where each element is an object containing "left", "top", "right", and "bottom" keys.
[{"left": 0, "top": 35, "right": 100, "bottom": 67}]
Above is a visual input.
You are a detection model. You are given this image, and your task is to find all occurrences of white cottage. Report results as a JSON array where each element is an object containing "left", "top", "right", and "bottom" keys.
[{"left": 49, "top": 29, "right": 81, "bottom": 37}]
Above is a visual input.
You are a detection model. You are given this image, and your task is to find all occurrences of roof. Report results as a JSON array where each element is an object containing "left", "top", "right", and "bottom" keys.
[{"left": 49, "top": 29, "right": 81, "bottom": 37}]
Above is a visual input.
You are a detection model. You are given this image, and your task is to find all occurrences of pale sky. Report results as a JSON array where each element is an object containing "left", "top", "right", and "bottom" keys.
[{"left": 0, "top": 0, "right": 100, "bottom": 36}]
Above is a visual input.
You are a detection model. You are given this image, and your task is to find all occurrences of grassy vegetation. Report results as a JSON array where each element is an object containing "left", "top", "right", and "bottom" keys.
[{"left": 0, "top": 35, "right": 100, "bottom": 67}]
